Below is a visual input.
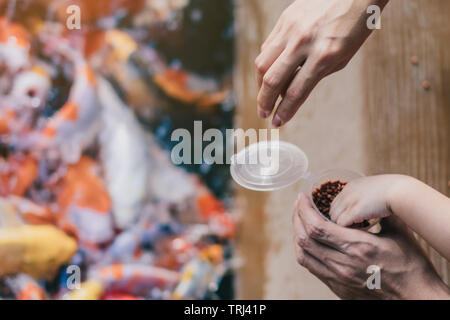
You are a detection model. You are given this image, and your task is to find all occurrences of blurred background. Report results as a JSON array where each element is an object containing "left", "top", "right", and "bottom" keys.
[
  {"left": 0, "top": 0, "right": 236, "bottom": 300},
  {"left": 0, "top": 0, "right": 448, "bottom": 300}
]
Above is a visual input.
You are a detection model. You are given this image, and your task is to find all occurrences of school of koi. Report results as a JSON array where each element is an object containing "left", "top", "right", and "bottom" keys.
[{"left": 0, "top": 0, "right": 236, "bottom": 300}]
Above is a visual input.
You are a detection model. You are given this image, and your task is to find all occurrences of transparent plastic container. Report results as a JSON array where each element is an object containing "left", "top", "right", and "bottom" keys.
[
  {"left": 307, "top": 169, "right": 379, "bottom": 228},
  {"left": 230, "top": 142, "right": 379, "bottom": 229}
]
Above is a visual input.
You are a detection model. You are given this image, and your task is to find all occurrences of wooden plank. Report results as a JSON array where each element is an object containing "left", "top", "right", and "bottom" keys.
[
  {"left": 234, "top": 0, "right": 274, "bottom": 299},
  {"left": 235, "top": 0, "right": 363, "bottom": 299},
  {"left": 364, "top": 0, "right": 450, "bottom": 283}
]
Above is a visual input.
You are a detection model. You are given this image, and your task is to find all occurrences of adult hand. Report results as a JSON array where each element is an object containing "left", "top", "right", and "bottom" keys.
[
  {"left": 292, "top": 193, "right": 450, "bottom": 299},
  {"left": 255, "top": 0, "right": 389, "bottom": 127}
]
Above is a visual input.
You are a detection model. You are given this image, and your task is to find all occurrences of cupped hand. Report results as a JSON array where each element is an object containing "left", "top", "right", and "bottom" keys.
[
  {"left": 255, "top": 0, "right": 389, "bottom": 127},
  {"left": 292, "top": 193, "right": 450, "bottom": 300}
]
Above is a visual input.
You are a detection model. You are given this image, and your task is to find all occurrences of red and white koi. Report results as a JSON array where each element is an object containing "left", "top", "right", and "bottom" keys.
[
  {"left": 5, "top": 273, "right": 47, "bottom": 300},
  {"left": 88, "top": 263, "right": 180, "bottom": 297}
]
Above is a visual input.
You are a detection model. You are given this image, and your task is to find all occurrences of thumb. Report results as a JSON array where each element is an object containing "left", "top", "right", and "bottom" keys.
[{"left": 335, "top": 209, "right": 357, "bottom": 227}]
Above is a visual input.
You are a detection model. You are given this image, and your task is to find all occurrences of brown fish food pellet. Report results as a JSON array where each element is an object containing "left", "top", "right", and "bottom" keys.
[
  {"left": 410, "top": 55, "right": 420, "bottom": 65},
  {"left": 422, "top": 80, "right": 431, "bottom": 90},
  {"left": 312, "top": 180, "right": 369, "bottom": 229}
]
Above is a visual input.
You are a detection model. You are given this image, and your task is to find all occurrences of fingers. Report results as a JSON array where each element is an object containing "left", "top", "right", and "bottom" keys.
[
  {"left": 293, "top": 207, "right": 346, "bottom": 264},
  {"left": 329, "top": 195, "right": 352, "bottom": 227},
  {"left": 257, "top": 50, "right": 307, "bottom": 119},
  {"left": 296, "top": 193, "right": 365, "bottom": 251},
  {"left": 329, "top": 188, "right": 346, "bottom": 221},
  {"left": 329, "top": 183, "right": 357, "bottom": 227},
  {"left": 255, "top": 41, "right": 285, "bottom": 90},
  {"left": 295, "top": 246, "right": 334, "bottom": 282},
  {"left": 292, "top": 209, "right": 335, "bottom": 281},
  {"left": 271, "top": 57, "right": 322, "bottom": 127},
  {"left": 335, "top": 209, "right": 357, "bottom": 228}
]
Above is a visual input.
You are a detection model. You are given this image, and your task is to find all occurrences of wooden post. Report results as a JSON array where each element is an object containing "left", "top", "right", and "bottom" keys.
[{"left": 364, "top": 0, "right": 450, "bottom": 283}]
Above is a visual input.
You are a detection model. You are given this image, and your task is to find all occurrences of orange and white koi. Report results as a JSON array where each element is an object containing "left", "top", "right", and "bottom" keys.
[
  {"left": 0, "top": 108, "right": 18, "bottom": 135},
  {"left": 153, "top": 69, "right": 231, "bottom": 109},
  {"left": 88, "top": 264, "right": 180, "bottom": 296},
  {"left": 40, "top": 61, "right": 100, "bottom": 163},
  {"left": 101, "top": 30, "right": 161, "bottom": 120},
  {"left": 195, "top": 186, "right": 236, "bottom": 239},
  {"left": 10, "top": 66, "right": 51, "bottom": 109},
  {"left": 0, "top": 17, "right": 31, "bottom": 73},
  {"left": 56, "top": 155, "right": 114, "bottom": 245},
  {"left": 5, "top": 274, "right": 47, "bottom": 300},
  {"left": 7, "top": 196, "right": 55, "bottom": 225},
  {"left": 172, "top": 245, "right": 224, "bottom": 300},
  {"left": 133, "top": 0, "right": 189, "bottom": 27},
  {"left": 155, "top": 235, "right": 197, "bottom": 270},
  {"left": 102, "top": 292, "right": 141, "bottom": 300},
  {"left": 0, "top": 154, "right": 38, "bottom": 197}
]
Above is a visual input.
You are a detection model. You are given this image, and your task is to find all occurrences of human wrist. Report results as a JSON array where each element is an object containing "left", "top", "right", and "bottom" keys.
[
  {"left": 405, "top": 278, "right": 450, "bottom": 300},
  {"left": 385, "top": 175, "right": 416, "bottom": 217}
]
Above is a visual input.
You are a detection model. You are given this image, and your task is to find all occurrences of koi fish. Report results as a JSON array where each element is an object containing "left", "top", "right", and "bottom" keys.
[
  {"left": 10, "top": 66, "right": 51, "bottom": 109},
  {"left": 195, "top": 186, "right": 236, "bottom": 239},
  {"left": 101, "top": 30, "right": 161, "bottom": 120},
  {"left": 0, "top": 224, "right": 77, "bottom": 279},
  {"left": 40, "top": 61, "right": 100, "bottom": 163},
  {"left": 64, "top": 280, "right": 104, "bottom": 300},
  {"left": 5, "top": 274, "right": 47, "bottom": 300},
  {"left": 102, "top": 292, "right": 141, "bottom": 300},
  {"left": 0, "top": 108, "right": 18, "bottom": 134},
  {"left": 0, "top": 17, "right": 31, "bottom": 73},
  {"left": 106, "top": 222, "right": 183, "bottom": 263},
  {"left": 153, "top": 69, "right": 231, "bottom": 109},
  {"left": 97, "top": 77, "right": 150, "bottom": 229},
  {"left": 88, "top": 264, "right": 180, "bottom": 297},
  {"left": 7, "top": 196, "right": 55, "bottom": 225},
  {"left": 0, "top": 154, "right": 38, "bottom": 197},
  {"left": 57, "top": 155, "right": 114, "bottom": 245},
  {"left": 133, "top": 0, "right": 189, "bottom": 27},
  {"left": 154, "top": 235, "right": 197, "bottom": 270},
  {"left": 172, "top": 245, "right": 224, "bottom": 300}
]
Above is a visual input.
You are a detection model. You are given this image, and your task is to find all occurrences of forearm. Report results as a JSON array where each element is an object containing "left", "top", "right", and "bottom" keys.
[{"left": 388, "top": 175, "right": 450, "bottom": 260}]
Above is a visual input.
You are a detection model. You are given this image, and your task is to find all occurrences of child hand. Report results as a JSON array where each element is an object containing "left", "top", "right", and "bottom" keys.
[{"left": 329, "top": 175, "right": 405, "bottom": 227}]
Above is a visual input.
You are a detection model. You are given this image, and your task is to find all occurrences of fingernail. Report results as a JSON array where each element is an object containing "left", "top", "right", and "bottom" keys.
[
  {"left": 258, "top": 108, "right": 269, "bottom": 119},
  {"left": 272, "top": 115, "right": 283, "bottom": 128}
]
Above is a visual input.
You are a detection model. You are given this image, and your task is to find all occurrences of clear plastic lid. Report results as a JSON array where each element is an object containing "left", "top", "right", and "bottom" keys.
[{"left": 230, "top": 141, "right": 309, "bottom": 191}]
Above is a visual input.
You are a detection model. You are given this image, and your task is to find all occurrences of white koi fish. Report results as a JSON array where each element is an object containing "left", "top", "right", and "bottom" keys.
[{"left": 97, "top": 77, "right": 150, "bottom": 229}]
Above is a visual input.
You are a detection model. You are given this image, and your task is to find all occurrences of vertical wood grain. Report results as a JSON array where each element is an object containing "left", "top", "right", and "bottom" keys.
[
  {"left": 364, "top": 0, "right": 450, "bottom": 283},
  {"left": 234, "top": 0, "right": 272, "bottom": 299}
]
